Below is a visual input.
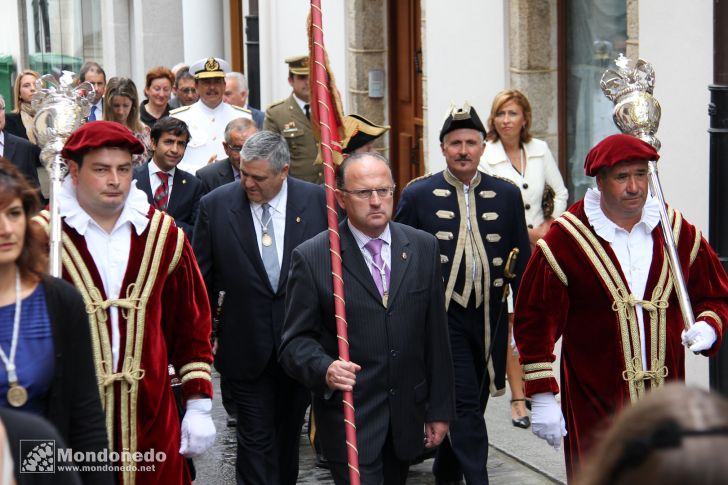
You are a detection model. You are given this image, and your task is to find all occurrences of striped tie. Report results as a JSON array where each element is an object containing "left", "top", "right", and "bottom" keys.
[{"left": 153, "top": 172, "right": 170, "bottom": 211}]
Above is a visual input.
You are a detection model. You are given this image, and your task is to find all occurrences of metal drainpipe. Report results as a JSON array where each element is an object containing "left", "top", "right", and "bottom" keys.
[{"left": 708, "top": 0, "right": 728, "bottom": 395}]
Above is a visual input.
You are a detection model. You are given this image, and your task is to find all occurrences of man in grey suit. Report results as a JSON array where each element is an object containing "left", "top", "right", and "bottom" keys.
[
  {"left": 195, "top": 117, "right": 257, "bottom": 195},
  {"left": 279, "top": 153, "right": 455, "bottom": 485},
  {"left": 193, "top": 131, "right": 328, "bottom": 485}
]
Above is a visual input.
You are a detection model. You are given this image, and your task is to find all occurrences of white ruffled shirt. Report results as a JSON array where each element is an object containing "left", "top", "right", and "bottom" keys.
[
  {"left": 584, "top": 188, "right": 661, "bottom": 370},
  {"left": 58, "top": 176, "right": 151, "bottom": 371}
]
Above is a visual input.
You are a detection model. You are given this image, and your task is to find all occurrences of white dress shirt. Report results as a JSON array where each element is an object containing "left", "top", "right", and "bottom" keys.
[
  {"left": 148, "top": 161, "right": 176, "bottom": 199},
  {"left": 584, "top": 187, "right": 661, "bottom": 370},
  {"left": 58, "top": 176, "right": 151, "bottom": 371},
  {"left": 0, "top": 131, "right": 4, "bottom": 157},
  {"left": 249, "top": 179, "right": 288, "bottom": 266}
]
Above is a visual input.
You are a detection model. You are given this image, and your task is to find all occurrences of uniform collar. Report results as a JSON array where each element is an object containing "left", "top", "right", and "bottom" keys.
[
  {"left": 584, "top": 187, "right": 661, "bottom": 242},
  {"left": 444, "top": 167, "right": 481, "bottom": 189}
]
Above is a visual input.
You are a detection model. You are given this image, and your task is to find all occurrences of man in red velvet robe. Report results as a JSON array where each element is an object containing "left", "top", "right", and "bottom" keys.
[
  {"left": 34, "top": 121, "right": 215, "bottom": 484},
  {"left": 514, "top": 134, "right": 728, "bottom": 480}
]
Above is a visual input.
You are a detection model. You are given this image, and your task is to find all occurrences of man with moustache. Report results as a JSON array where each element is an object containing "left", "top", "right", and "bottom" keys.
[
  {"left": 264, "top": 55, "right": 321, "bottom": 184},
  {"left": 513, "top": 134, "right": 728, "bottom": 478},
  {"left": 396, "top": 104, "right": 530, "bottom": 484},
  {"left": 280, "top": 152, "right": 455, "bottom": 484},
  {"left": 171, "top": 57, "right": 252, "bottom": 174},
  {"left": 133, "top": 116, "right": 203, "bottom": 237},
  {"left": 33, "top": 121, "right": 215, "bottom": 484},
  {"left": 193, "top": 131, "right": 327, "bottom": 484}
]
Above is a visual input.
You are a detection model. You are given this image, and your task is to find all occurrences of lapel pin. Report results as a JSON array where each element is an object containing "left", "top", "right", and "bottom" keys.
[
  {"left": 402, "top": 252, "right": 407, "bottom": 260},
  {"left": 182, "top": 179, "right": 187, "bottom": 184},
  {"left": 296, "top": 216, "right": 301, "bottom": 223}
]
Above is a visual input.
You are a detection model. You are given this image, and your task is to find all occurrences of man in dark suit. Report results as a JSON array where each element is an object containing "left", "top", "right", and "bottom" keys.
[
  {"left": 279, "top": 153, "right": 456, "bottom": 485},
  {"left": 0, "top": 95, "right": 41, "bottom": 190},
  {"left": 396, "top": 104, "right": 531, "bottom": 485},
  {"left": 195, "top": 117, "right": 257, "bottom": 195},
  {"left": 133, "top": 116, "right": 202, "bottom": 237},
  {"left": 193, "top": 130, "right": 327, "bottom": 485}
]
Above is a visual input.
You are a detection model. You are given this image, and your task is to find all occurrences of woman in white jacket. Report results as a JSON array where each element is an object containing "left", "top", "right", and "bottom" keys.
[{"left": 481, "top": 89, "right": 568, "bottom": 430}]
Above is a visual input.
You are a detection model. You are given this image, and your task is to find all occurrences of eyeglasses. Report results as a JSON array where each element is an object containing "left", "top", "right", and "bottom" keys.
[
  {"left": 340, "top": 186, "right": 396, "bottom": 199},
  {"left": 178, "top": 88, "right": 196, "bottom": 94},
  {"left": 225, "top": 144, "right": 244, "bottom": 152}
]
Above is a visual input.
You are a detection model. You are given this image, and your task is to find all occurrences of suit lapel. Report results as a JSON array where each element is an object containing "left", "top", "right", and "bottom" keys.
[
  {"left": 135, "top": 164, "right": 153, "bottom": 202},
  {"left": 228, "top": 186, "right": 273, "bottom": 292},
  {"left": 167, "top": 170, "right": 187, "bottom": 214},
  {"left": 279, "top": 179, "right": 306, "bottom": 292},
  {"left": 386, "top": 223, "right": 411, "bottom": 307},
  {"left": 3, "top": 135, "right": 16, "bottom": 161},
  {"left": 218, "top": 159, "right": 235, "bottom": 185},
  {"left": 340, "top": 223, "right": 385, "bottom": 304}
]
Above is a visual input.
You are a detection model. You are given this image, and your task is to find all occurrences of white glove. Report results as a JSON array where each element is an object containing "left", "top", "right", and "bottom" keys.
[
  {"left": 681, "top": 320, "right": 717, "bottom": 353},
  {"left": 179, "top": 398, "right": 216, "bottom": 458},
  {"left": 531, "top": 392, "right": 567, "bottom": 450}
]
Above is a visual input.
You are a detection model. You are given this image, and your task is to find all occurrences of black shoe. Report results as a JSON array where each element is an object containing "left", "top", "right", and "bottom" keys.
[
  {"left": 226, "top": 417, "right": 237, "bottom": 428},
  {"left": 512, "top": 415, "right": 531, "bottom": 429},
  {"left": 315, "top": 453, "right": 330, "bottom": 469}
]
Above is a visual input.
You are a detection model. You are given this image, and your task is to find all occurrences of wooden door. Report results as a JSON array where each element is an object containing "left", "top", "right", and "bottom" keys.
[{"left": 388, "top": 0, "right": 424, "bottom": 195}]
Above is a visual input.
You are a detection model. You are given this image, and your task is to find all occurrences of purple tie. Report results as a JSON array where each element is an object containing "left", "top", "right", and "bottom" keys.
[{"left": 364, "top": 239, "right": 390, "bottom": 298}]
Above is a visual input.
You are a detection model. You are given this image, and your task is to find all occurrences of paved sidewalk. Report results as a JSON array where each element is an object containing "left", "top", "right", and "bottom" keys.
[{"left": 194, "top": 371, "right": 566, "bottom": 484}]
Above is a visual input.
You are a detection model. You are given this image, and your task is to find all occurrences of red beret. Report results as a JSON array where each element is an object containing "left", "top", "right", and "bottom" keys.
[
  {"left": 62, "top": 121, "right": 145, "bottom": 161},
  {"left": 584, "top": 134, "right": 659, "bottom": 176}
]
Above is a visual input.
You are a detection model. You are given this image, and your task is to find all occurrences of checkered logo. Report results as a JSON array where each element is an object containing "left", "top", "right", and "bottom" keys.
[{"left": 20, "top": 440, "right": 55, "bottom": 473}]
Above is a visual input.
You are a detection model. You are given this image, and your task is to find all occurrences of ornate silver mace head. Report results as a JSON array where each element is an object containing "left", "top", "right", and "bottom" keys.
[
  {"left": 600, "top": 54, "right": 662, "bottom": 151},
  {"left": 31, "top": 71, "right": 95, "bottom": 176}
]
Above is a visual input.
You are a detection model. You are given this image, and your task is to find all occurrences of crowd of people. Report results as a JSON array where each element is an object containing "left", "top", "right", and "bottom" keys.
[{"left": 0, "top": 51, "right": 727, "bottom": 485}]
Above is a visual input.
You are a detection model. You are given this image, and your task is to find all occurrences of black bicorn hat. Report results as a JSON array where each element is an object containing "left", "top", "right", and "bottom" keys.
[
  {"left": 439, "top": 102, "right": 486, "bottom": 142},
  {"left": 342, "top": 114, "right": 390, "bottom": 154}
]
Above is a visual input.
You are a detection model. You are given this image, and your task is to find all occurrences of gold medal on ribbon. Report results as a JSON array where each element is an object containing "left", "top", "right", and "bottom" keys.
[
  {"left": 262, "top": 232, "right": 273, "bottom": 247},
  {"left": 7, "top": 382, "right": 28, "bottom": 407}
]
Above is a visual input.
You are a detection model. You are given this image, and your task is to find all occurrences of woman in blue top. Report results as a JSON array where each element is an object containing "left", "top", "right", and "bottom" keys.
[{"left": 0, "top": 157, "right": 109, "bottom": 484}]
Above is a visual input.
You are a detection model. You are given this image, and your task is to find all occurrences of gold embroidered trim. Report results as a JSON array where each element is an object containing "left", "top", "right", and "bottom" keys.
[
  {"left": 690, "top": 229, "right": 702, "bottom": 266},
  {"left": 181, "top": 371, "right": 213, "bottom": 384},
  {"left": 559, "top": 210, "right": 680, "bottom": 402},
  {"left": 433, "top": 188, "right": 451, "bottom": 197},
  {"left": 168, "top": 222, "right": 185, "bottom": 275},
  {"left": 53, "top": 211, "right": 172, "bottom": 485},
  {"left": 524, "top": 371, "right": 554, "bottom": 381},
  {"left": 493, "top": 278, "right": 504, "bottom": 287},
  {"left": 436, "top": 210, "right": 455, "bottom": 219},
  {"left": 440, "top": 255, "right": 449, "bottom": 264},
  {"left": 486, "top": 234, "right": 501, "bottom": 243},
  {"left": 479, "top": 190, "right": 496, "bottom": 199},
  {"left": 180, "top": 362, "right": 212, "bottom": 375},
  {"left": 524, "top": 362, "right": 552, "bottom": 372},
  {"left": 698, "top": 311, "right": 723, "bottom": 331},
  {"left": 536, "top": 239, "right": 568, "bottom": 286},
  {"left": 481, "top": 212, "right": 499, "bottom": 221},
  {"left": 435, "top": 231, "right": 454, "bottom": 241},
  {"left": 492, "top": 257, "right": 503, "bottom": 266}
]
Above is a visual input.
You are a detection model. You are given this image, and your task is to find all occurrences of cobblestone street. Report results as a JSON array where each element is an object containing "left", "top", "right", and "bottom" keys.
[{"left": 193, "top": 373, "right": 559, "bottom": 484}]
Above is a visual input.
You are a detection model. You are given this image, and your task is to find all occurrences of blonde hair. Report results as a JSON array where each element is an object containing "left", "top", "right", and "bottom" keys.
[
  {"left": 12, "top": 70, "right": 40, "bottom": 112},
  {"left": 486, "top": 89, "right": 533, "bottom": 144},
  {"left": 103, "top": 77, "right": 144, "bottom": 134}
]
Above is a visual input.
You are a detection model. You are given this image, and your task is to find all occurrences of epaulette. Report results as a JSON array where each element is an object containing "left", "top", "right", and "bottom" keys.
[
  {"left": 487, "top": 173, "right": 519, "bottom": 188},
  {"left": 405, "top": 172, "right": 433, "bottom": 188},
  {"left": 265, "top": 99, "right": 286, "bottom": 111},
  {"left": 232, "top": 105, "right": 252, "bottom": 114},
  {"left": 169, "top": 105, "right": 191, "bottom": 115}
]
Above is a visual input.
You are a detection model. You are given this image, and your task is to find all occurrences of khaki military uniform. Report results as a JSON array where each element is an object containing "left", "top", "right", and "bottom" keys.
[{"left": 264, "top": 94, "right": 321, "bottom": 184}]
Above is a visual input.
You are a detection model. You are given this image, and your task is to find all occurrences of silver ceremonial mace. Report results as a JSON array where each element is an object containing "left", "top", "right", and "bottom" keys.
[
  {"left": 32, "top": 72, "right": 94, "bottom": 277},
  {"left": 601, "top": 54, "right": 695, "bottom": 332}
]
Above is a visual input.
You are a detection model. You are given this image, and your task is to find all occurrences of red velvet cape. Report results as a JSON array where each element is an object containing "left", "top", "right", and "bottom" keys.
[
  {"left": 514, "top": 201, "right": 728, "bottom": 479},
  {"left": 37, "top": 208, "right": 213, "bottom": 484}
]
